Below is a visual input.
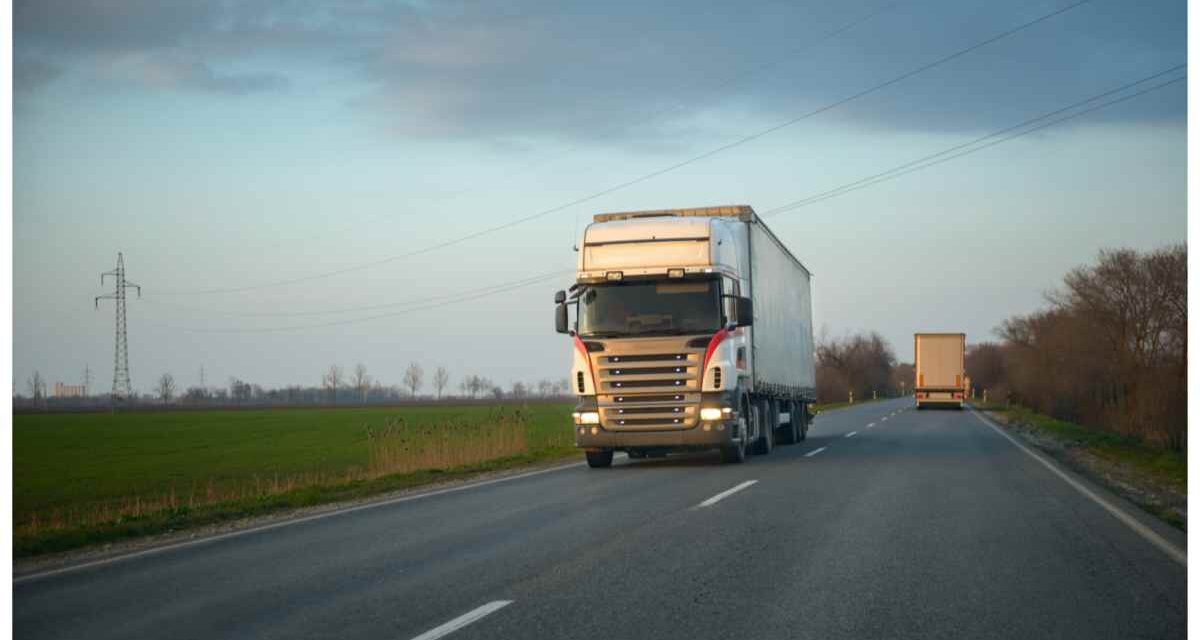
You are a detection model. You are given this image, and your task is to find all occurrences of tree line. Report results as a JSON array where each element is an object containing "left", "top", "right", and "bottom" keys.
[
  {"left": 816, "top": 331, "right": 913, "bottom": 403},
  {"left": 15, "top": 363, "right": 572, "bottom": 409},
  {"left": 968, "top": 246, "right": 1185, "bottom": 451}
]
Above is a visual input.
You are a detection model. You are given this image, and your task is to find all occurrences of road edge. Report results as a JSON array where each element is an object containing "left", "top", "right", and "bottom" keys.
[
  {"left": 969, "top": 407, "right": 1186, "bottom": 567},
  {"left": 14, "top": 456, "right": 586, "bottom": 583}
]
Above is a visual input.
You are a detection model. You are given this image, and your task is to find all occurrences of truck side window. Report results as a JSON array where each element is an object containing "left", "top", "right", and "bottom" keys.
[{"left": 721, "top": 275, "right": 738, "bottom": 327}]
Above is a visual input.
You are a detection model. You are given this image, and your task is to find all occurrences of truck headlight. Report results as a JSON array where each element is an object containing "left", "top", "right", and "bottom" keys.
[
  {"left": 700, "top": 407, "right": 726, "bottom": 421},
  {"left": 576, "top": 411, "right": 600, "bottom": 425}
]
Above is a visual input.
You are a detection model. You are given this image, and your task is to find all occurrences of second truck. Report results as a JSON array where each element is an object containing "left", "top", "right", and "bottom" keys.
[
  {"left": 913, "top": 332, "right": 967, "bottom": 409},
  {"left": 554, "top": 205, "right": 816, "bottom": 467}
]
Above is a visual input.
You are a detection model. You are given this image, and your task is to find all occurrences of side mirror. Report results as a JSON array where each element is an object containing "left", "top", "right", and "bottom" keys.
[
  {"left": 554, "top": 290, "right": 566, "bottom": 304},
  {"left": 555, "top": 303, "right": 570, "bottom": 334},
  {"left": 733, "top": 296, "right": 754, "bottom": 327}
]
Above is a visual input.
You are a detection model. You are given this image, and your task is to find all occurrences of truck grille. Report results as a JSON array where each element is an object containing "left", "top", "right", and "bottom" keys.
[{"left": 593, "top": 341, "right": 705, "bottom": 430}]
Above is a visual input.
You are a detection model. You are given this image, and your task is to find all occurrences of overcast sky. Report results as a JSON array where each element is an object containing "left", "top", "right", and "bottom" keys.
[{"left": 13, "top": 0, "right": 1187, "bottom": 395}]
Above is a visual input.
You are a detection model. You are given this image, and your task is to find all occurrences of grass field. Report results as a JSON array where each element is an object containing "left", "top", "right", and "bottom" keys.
[{"left": 14, "top": 403, "right": 575, "bottom": 556}]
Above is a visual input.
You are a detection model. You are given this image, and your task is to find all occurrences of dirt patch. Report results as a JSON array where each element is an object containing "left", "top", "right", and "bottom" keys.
[{"left": 984, "top": 410, "right": 1186, "bottom": 530}]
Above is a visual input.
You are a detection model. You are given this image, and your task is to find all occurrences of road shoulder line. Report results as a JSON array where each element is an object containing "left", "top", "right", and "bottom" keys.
[
  {"left": 969, "top": 409, "right": 1186, "bottom": 567},
  {"left": 15, "top": 459, "right": 587, "bottom": 584}
]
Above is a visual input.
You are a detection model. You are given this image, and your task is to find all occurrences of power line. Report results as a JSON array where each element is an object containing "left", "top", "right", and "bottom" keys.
[
  {"left": 151, "top": 63, "right": 1181, "bottom": 336},
  {"left": 763, "top": 65, "right": 1186, "bottom": 217},
  {"left": 155, "top": 268, "right": 567, "bottom": 334},
  {"left": 259, "top": 0, "right": 906, "bottom": 255},
  {"left": 141, "top": 268, "right": 574, "bottom": 318},
  {"left": 152, "top": 0, "right": 1087, "bottom": 297}
]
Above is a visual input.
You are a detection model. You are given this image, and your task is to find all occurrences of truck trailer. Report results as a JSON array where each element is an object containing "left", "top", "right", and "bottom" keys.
[
  {"left": 914, "top": 332, "right": 966, "bottom": 409},
  {"left": 553, "top": 205, "right": 816, "bottom": 467}
]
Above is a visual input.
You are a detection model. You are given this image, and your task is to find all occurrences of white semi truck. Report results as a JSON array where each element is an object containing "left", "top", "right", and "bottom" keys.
[
  {"left": 914, "top": 332, "right": 966, "bottom": 409},
  {"left": 554, "top": 205, "right": 816, "bottom": 467}
]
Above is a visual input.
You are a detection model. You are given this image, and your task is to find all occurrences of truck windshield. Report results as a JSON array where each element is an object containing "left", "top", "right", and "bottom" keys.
[{"left": 578, "top": 279, "right": 722, "bottom": 337}]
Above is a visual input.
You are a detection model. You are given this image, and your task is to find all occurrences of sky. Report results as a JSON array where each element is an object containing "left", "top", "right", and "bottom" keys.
[{"left": 12, "top": 0, "right": 1188, "bottom": 396}]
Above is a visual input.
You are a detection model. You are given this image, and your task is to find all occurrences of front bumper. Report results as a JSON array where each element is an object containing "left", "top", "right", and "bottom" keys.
[
  {"left": 574, "top": 421, "right": 737, "bottom": 450},
  {"left": 573, "top": 390, "right": 740, "bottom": 451}
]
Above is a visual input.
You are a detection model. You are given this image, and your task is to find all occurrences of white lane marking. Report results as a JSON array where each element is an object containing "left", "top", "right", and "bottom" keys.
[
  {"left": 845, "top": 431, "right": 858, "bottom": 438},
  {"left": 16, "top": 460, "right": 588, "bottom": 584},
  {"left": 969, "top": 410, "right": 1186, "bottom": 568},
  {"left": 804, "top": 447, "right": 827, "bottom": 458},
  {"left": 410, "top": 601, "right": 514, "bottom": 640},
  {"left": 881, "top": 416, "right": 889, "bottom": 422},
  {"left": 867, "top": 422, "right": 876, "bottom": 428},
  {"left": 697, "top": 480, "right": 759, "bottom": 508}
]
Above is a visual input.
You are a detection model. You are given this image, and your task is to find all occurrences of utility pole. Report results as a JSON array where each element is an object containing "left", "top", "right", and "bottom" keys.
[
  {"left": 95, "top": 253, "right": 141, "bottom": 402},
  {"left": 83, "top": 365, "right": 93, "bottom": 398},
  {"left": 200, "top": 365, "right": 206, "bottom": 390}
]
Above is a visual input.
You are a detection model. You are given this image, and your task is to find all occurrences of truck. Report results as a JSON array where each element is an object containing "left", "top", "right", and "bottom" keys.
[
  {"left": 553, "top": 205, "right": 816, "bottom": 467},
  {"left": 913, "top": 333, "right": 966, "bottom": 409}
]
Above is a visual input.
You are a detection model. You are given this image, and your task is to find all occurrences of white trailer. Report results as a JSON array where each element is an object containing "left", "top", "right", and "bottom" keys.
[{"left": 554, "top": 205, "right": 816, "bottom": 466}]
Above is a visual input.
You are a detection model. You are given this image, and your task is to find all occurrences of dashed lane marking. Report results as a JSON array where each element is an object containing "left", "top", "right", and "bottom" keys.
[
  {"left": 697, "top": 480, "right": 759, "bottom": 508},
  {"left": 410, "top": 601, "right": 514, "bottom": 640}
]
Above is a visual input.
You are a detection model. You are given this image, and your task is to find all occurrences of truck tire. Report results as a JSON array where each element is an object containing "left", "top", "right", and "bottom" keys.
[
  {"left": 720, "top": 409, "right": 750, "bottom": 464},
  {"left": 720, "top": 438, "right": 746, "bottom": 463},
  {"left": 586, "top": 450, "right": 614, "bottom": 468},
  {"left": 751, "top": 400, "right": 774, "bottom": 455},
  {"left": 776, "top": 400, "right": 798, "bottom": 445},
  {"left": 799, "top": 404, "right": 809, "bottom": 441}
]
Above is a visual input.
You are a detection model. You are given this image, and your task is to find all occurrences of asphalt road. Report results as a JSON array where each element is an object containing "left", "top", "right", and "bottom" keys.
[{"left": 14, "top": 398, "right": 1187, "bottom": 639}]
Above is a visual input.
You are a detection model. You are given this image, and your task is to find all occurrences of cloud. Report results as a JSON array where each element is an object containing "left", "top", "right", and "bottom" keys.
[
  {"left": 12, "top": 0, "right": 1187, "bottom": 139},
  {"left": 13, "top": 55, "right": 64, "bottom": 93},
  {"left": 95, "top": 51, "right": 289, "bottom": 95}
]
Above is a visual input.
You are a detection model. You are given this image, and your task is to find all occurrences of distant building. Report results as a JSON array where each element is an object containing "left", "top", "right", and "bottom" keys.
[{"left": 53, "top": 383, "right": 87, "bottom": 398}]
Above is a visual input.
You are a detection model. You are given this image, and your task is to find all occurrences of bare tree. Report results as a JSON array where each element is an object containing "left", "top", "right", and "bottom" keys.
[
  {"left": 229, "top": 377, "right": 252, "bottom": 403},
  {"left": 323, "top": 365, "right": 343, "bottom": 405},
  {"left": 353, "top": 363, "right": 371, "bottom": 404},
  {"left": 511, "top": 381, "right": 528, "bottom": 399},
  {"left": 536, "top": 379, "right": 553, "bottom": 398},
  {"left": 27, "top": 371, "right": 46, "bottom": 407},
  {"left": 433, "top": 366, "right": 450, "bottom": 400},
  {"left": 403, "top": 362, "right": 424, "bottom": 398},
  {"left": 996, "top": 245, "right": 1187, "bottom": 449},
  {"left": 157, "top": 373, "right": 176, "bottom": 405}
]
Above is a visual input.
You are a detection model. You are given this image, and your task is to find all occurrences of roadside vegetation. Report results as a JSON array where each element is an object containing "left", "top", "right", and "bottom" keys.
[
  {"left": 816, "top": 331, "right": 913, "bottom": 404},
  {"left": 14, "top": 403, "right": 575, "bottom": 557},
  {"left": 968, "top": 246, "right": 1186, "bottom": 529},
  {"left": 968, "top": 245, "right": 1186, "bottom": 452}
]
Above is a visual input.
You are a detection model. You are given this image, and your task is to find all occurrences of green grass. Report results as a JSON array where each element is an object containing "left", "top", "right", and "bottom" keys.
[
  {"left": 989, "top": 405, "right": 1186, "bottom": 493},
  {"left": 14, "top": 403, "right": 576, "bottom": 557}
]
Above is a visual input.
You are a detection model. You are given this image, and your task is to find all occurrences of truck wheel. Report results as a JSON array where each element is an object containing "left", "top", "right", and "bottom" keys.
[
  {"left": 586, "top": 450, "right": 614, "bottom": 468},
  {"left": 776, "top": 400, "right": 798, "bottom": 445},
  {"left": 751, "top": 401, "right": 773, "bottom": 455},
  {"left": 720, "top": 411, "right": 749, "bottom": 464},
  {"left": 799, "top": 404, "right": 809, "bottom": 441}
]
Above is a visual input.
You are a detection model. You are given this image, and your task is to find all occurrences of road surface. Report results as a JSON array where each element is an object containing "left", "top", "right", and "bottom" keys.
[{"left": 14, "top": 398, "right": 1187, "bottom": 639}]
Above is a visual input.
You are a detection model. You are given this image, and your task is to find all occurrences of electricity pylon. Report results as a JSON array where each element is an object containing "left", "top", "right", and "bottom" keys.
[{"left": 95, "top": 253, "right": 141, "bottom": 401}]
